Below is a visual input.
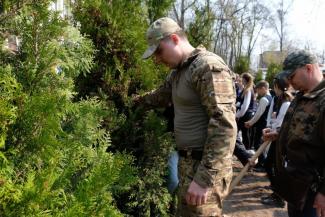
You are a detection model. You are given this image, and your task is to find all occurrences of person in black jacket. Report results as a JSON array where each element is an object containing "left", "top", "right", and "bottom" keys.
[
  {"left": 245, "top": 80, "right": 272, "bottom": 167},
  {"left": 236, "top": 73, "right": 256, "bottom": 149},
  {"left": 263, "top": 50, "right": 325, "bottom": 217},
  {"left": 261, "top": 72, "right": 293, "bottom": 207}
]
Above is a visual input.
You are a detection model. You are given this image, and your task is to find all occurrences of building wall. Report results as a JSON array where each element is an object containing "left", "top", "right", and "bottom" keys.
[{"left": 259, "top": 51, "right": 288, "bottom": 68}]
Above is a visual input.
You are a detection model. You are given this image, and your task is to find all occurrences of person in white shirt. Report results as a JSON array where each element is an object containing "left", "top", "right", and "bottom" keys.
[
  {"left": 244, "top": 80, "right": 272, "bottom": 166},
  {"left": 236, "top": 73, "right": 256, "bottom": 149},
  {"left": 261, "top": 72, "right": 294, "bottom": 207},
  {"left": 266, "top": 87, "right": 292, "bottom": 131}
]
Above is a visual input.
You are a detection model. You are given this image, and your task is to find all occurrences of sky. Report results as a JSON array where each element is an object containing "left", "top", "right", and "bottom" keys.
[
  {"left": 287, "top": 0, "right": 325, "bottom": 51},
  {"left": 252, "top": 0, "right": 325, "bottom": 69}
]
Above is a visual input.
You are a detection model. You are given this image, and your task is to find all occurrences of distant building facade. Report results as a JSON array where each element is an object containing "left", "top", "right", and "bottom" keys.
[{"left": 258, "top": 50, "right": 288, "bottom": 78}]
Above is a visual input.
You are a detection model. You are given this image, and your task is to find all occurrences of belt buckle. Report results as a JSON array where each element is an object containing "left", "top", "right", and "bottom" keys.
[{"left": 186, "top": 149, "right": 192, "bottom": 158}]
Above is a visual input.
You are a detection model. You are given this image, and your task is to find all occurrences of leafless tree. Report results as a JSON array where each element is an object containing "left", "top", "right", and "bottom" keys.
[
  {"left": 170, "top": 0, "right": 271, "bottom": 69},
  {"left": 269, "top": 0, "right": 294, "bottom": 51},
  {"left": 212, "top": 0, "right": 252, "bottom": 67},
  {"left": 172, "top": 0, "right": 197, "bottom": 28},
  {"left": 245, "top": 1, "right": 269, "bottom": 60}
]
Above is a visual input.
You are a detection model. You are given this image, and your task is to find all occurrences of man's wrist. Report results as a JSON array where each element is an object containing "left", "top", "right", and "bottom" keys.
[
  {"left": 193, "top": 176, "right": 210, "bottom": 189},
  {"left": 193, "top": 165, "right": 213, "bottom": 188}
]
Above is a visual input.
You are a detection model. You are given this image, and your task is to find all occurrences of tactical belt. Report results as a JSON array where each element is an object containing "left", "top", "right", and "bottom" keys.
[{"left": 178, "top": 150, "right": 203, "bottom": 161}]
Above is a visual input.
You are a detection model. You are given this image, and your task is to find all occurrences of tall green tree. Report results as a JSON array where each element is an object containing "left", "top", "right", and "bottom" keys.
[
  {"left": 265, "top": 63, "right": 282, "bottom": 87},
  {"left": 234, "top": 56, "right": 250, "bottom": 74},
  {"left": 146, "top": 0, "right": 175, "bottom": 23},
  {"left": 254, "top": 69, "right": 264, "bottom": 83},
  {"left": 187, "top": 2, "right": 215, "bottom": 49},
  {"left": 0, "top": 1, "right": 136, "bottom": 216},
  {"left": 72, "top": 0, "right": 175, "bottom": 216}
]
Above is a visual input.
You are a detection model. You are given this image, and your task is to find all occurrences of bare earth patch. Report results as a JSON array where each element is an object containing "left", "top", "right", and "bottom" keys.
[{"left": 223, "top": 160, "right": 289, "bottom": 217}]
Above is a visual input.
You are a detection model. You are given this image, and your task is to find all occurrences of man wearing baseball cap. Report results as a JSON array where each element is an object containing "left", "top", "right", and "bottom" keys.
[
  {"left": 263, "top": 50, "right": 325, "bottom": 217},
  {"left": 137, "top": 17, "right": 237, "bottom": 216}
]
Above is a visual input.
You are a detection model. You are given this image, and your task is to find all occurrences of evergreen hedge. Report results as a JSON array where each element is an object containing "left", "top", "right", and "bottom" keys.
[{"left": 1, "top": 0, "right": 176, "bottom": 216}]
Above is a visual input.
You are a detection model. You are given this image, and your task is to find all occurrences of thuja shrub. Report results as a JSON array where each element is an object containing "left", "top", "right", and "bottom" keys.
[
  {"left": 72, "top": 1, "right": 176, "bottom": 216},
  {"left": 0, "top": 1, "right": 136, "bottom": 216}
]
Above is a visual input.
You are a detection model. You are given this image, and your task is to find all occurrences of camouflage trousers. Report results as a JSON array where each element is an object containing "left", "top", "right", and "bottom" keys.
[{"left": 176, "top": 155, "right": 232, "bottom": 217}]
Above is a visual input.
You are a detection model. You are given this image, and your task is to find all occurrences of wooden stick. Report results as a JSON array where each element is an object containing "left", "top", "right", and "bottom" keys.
[{"left": 228, "top": 140, "right": 272, "bottom": 195}]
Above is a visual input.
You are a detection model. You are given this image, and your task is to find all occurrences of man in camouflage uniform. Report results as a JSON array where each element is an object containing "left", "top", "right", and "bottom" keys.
[
  {"left": 263, "top": 50, "right": 325, "bottom": 217},
  {"left": 139, "top": 17, "right": 237, "bottom": 216}
]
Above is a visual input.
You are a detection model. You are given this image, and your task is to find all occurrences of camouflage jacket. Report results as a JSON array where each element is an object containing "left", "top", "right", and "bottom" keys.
[
  {"left": 276, "top": 79, "right": 325, "bottom": 194},
  {"left": 141, "top": 46, "right": 237, "bottom": 188}
]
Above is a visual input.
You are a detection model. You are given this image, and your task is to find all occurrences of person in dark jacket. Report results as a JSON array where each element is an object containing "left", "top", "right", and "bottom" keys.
[
  {"left": 245, "top": 80, "right": 272, "bottom": 167},
  {"left": 263, "top": 50, "right": 325, "bottom": 217},
  {"left": 236, "top": 73, "right": 256, "bottom": 149},
  {"left": 261, "top": 71, "right": 293, "bottom": 207},
  {"left": 233, "top": 73, "right": 256, "bottom": 166}
]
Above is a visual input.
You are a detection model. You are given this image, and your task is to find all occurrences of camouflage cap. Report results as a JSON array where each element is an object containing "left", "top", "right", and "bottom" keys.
[
  {"left": 142, "top": 17, "right": 182, "bottom": 59},
  {"left": 282, "top": 50, "right": 318, "bottom": 78}
]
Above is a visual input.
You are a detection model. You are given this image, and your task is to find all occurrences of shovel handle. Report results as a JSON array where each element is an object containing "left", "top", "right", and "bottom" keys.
[{"left": 228, "top": 141, "right": 271, "bottom": 194}]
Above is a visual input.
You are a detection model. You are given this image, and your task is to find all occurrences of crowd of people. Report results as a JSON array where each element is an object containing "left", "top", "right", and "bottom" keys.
[
  {"left": 227, "top": 51, "right": 325, "bottom": 217},
  {"left": 233, "top": 66, "right": 296, "bottom": 208},
  {"left": 136, "top": 17, "right": 325, "bottom": 217}
]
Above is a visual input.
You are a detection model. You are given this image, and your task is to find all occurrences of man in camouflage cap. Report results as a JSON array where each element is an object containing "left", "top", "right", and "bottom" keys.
[
  {"left": 138, "top": 17, "right": 237, "bottom": 216},
  {"left": 282, "top": 50, "right": 318, "bottom": 88},
  {"left": 263, "top": 50, "right": 325, "bottom": 217}
]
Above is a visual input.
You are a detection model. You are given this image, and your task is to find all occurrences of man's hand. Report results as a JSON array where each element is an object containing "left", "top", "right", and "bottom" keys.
[
  {"left": 314, "top": 193, "right": 325, "bottom": 217},
  {"left": 186, "top": 180, "right": 208, "bottom": 206},
  {"left": 262, "top": 128, "right": 278, "bottom": 141},
  {"left": 244, "top": 121, "right": 252, "bottom": 128}
]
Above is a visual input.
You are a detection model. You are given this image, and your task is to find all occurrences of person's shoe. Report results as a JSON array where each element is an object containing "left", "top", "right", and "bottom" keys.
[
  {"left": 247, "top": 149, "right": 255, "bottom": 156},
  {"left": 261, "top": 194, "right": 285, "bottom": 208},
  {"left": 247, "top": 149, "right": 258, "bottom": 166},
  {"left": 253, "top": 166, "right": 265, "bottom": 173},
  {"left": 261, "top": 194, "right": 271, "bottom": 200},
  {"left": 264, "top": 185, "right": 273, "bottom": 190}
]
